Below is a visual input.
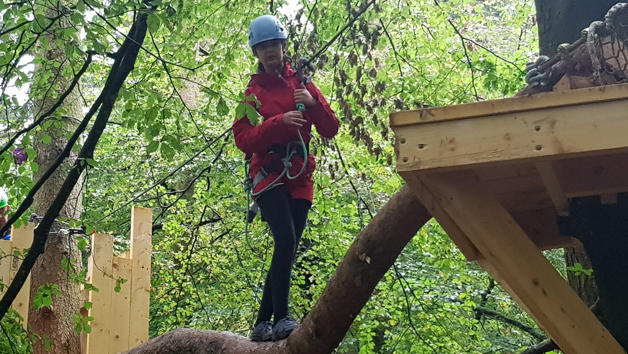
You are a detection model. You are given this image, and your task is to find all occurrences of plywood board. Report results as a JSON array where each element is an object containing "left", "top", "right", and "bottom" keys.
[
  {"left": 0, "top": 240, "right": 11, "bottom": 297},
  {"left": 110, "top": 257, "right": 132, "bottom": 353},
  {"left": 410, "top": 171, "right": 624, "bottom": 354},
  {"left": 86, "top": 233, "right": 114, "bottom": 353},
  {"left": 11, "top": 224, "right": 33, "bottom": 328},
  {"left": 129, "top": 207, "right": 152, "bottom": 348}
]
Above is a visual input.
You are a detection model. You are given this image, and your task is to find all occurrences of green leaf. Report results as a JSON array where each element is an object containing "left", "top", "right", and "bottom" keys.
[
  {"left": 77, "top": 236, "right": 87, "bottom": 251},
  {"left": 41, "top": 134, "right": 52, "bottom": 144},
  {"left": 216, "top": 98, "right": 229, "bottom": 116},
  {"left": 84, "top": 283, "right": 99, "bottom": 293},
  {"left": 146, "top": 140, "right": 159, "bottom": 154},
  {"left": 147, "top": 14, "right": 161, "bottom": 33}
]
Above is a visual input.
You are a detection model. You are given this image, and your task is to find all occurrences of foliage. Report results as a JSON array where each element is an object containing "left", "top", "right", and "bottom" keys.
[{"left": 0, "top": 0, "right": 564, "bottom": 353}]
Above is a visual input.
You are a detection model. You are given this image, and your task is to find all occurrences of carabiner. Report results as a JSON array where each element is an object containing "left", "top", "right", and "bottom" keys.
[{"left": 297, "top": 58, "right": 316, "bottom": 84}]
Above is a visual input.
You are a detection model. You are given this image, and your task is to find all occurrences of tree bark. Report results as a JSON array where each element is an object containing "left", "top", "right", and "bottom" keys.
[
  {"left": 123, "top": 185, "right": 431, "bottom": 354},
  {"left": 534, "top": 0, "right": 618, "bottom": 56},
  {"left": 28, "top": 5, "right": 83, "bottom": 354},
  {"left": 564, "top": 195, "right": 628, "bottom": 350},
  {"left": 564, "top": 247, "right": 598, "bottom": 307}
]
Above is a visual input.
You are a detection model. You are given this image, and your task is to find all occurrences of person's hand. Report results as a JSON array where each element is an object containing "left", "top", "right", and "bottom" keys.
[
  {"left": 282, "top": 111, "right": 307, "bottom": 127},
  {"left": 294, "top": 83, "right": 317, "bottom": 108}
]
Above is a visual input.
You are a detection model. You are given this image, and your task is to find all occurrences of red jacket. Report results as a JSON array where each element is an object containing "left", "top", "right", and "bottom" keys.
[{"left": 233, "top": 63, "right": 339, "bottom": 203}]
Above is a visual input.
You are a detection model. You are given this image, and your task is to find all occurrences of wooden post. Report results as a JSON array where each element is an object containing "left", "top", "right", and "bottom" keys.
[
  {"left": 406, "top": 171, "right": 625, "bottom": 354},
  {"left": 11, "top": 223, "right": 34, "bottom": 328},
  {"left": 86, "top": 233, "right": 114, "bottom": 353},
  {"left": 129, "top": 207, "right": 152, "bottom": 348},
  {"left": 0, "top": 239, "right": 11, "bottom": 296},
  {"left": 110, "top": 256, "right": 133, "bottom": 353}
]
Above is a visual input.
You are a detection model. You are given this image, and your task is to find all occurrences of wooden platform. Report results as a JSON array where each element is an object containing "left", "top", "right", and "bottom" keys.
[{"left": 390, "top": 82, "right": 628, "bottom": 354}]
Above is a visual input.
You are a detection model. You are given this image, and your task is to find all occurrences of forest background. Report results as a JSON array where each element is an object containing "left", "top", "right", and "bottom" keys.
[{"left": 0, "top": 0, "right": 572, "bottom": 353}]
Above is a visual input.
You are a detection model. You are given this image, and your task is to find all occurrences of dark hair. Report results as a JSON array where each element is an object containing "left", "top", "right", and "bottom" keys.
[{"left": 255, "top": 40, "right": 291, "bottom": 73}]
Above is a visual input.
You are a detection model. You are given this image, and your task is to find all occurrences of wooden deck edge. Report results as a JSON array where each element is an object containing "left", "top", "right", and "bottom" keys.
[{"left": 389, "top": 82, "right": 628, "bottom": 127}]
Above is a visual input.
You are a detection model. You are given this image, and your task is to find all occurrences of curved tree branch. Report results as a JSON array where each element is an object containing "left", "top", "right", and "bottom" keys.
[{"left": 123, "top": 185, "right": 431, "bottom": 354}]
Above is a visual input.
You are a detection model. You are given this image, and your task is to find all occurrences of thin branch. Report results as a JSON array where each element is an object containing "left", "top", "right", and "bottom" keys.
[
  {"left": 392, "top": 264, "right": 439, "bottom": 354},
  {"left": 519, "top": 339, "right": 559, "bottom": 354},
  {"left": 432, "top": 0, "right": 479, "bottom": 100},
  {"left": 474, "top": 306, "right": 545, "bottom": 340},
  {"left": 0, "top": 53, "right": 93, "bottom": 156},
  {"left": 85, "top": 2, "right": 204, "bottom": 72},
  {"left": 460, "top": 36, "right": 526, "bottom": 74},
  {"left": 307, "top": 0, "right": 376, "bottom": 62},
  {"left": 149, "top": 30, "right": 208, "bottom": 142},
  {"left": 0, "top": 20, "right": 32, "bottom": 37},
  {"left": 95, "top": 128, "right": 231, "bottom": 223},
  {"left": 475, "top": 278, "right": 496, "bottom": 320},
  {"left": 379, "top": 19, "right": 403, "bottom": 80},
  {"left": 0, "top": 321, "right": 17, "bottom": 354}
]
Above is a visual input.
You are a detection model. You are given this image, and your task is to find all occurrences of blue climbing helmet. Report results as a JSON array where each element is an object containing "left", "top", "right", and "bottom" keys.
[{"left": 248, "top": 15, "right": 288, "bottom": 48}]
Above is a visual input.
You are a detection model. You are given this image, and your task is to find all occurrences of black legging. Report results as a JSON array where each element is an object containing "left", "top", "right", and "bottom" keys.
[{"left": 255, "top": 185, "right": 311, "bottom": 324}]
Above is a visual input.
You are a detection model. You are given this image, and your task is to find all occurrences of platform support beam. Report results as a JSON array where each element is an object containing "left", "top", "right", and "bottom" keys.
[{"left": 403, "top": 170, "right": 625, "bottom": 354}]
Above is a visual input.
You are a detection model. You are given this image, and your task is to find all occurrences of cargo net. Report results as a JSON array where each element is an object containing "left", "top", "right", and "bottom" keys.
[{"left": 524, "top": 3, "right": 628, "bottom": 92}]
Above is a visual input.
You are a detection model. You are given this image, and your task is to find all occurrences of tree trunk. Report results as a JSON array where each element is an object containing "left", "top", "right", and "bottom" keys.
[
  {"left": 123, "top": 185, "right": 431, "bottom": 354},
  {"left": 28, "top": 5, "right": 83, "bottom": 354},
  {"left": 564, "top": 247, "right": 598, "bottom": 307},
  {"left": 564, "top": 196, "right": 628, "bottom": 350},
  {"left": 534, "top": 0, "right": 618, "bottom": 56}
]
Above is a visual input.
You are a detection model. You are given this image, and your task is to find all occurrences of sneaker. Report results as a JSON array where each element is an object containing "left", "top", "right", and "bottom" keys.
[
  {"left": 272, "top": 316, "right": 300, "bottom": 341},
  {"left": 251, "top": 321, "right": 273, "bottom": 342}
]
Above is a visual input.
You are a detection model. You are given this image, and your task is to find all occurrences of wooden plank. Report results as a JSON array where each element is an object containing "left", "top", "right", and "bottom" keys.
[
  {"left": 556, "top": 153, "right": 628, "bottom": 198},
  {"left": 11, "top": 224, "right": 33, "bottom": 328},
  {"left": 129, "top": 207, "right": 152, "bottom": 348},
  {"left": 511, "top": 208, "right": 581, "bottom": 250},
  {"left": 407, "top": 171, "right": 624, "bottom": 354},
  {"left": 401, "top": 172, "right": 479, "bottom": 261},
  {"left": 394, "top": 98, "right": 628, "bottom": 172},
  {"left": 535, "top": 161, "right": 570, "bottom": 216},
  {"left": 86, "top": 233, "right": 114, "bottom": 354},
  {"left": 601, "top": 193, "right": 618, "bottom": 204},
  {"left": 0, "top": 240, "right": 11, "bottom": 297},
  {"left": 110, "top": 257, "right": 132, "bottom": 354},
  {"left": 389, "top": 82, "right": 628, "bottom": 127},
  {"left": 474, "top": 162, "right": 537, "bottom": 181}
]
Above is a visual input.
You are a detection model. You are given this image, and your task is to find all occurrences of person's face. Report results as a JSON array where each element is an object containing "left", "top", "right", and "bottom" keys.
[
  {"left": 254, "top": 39, "right": 286, "bottom": 72},
  {"left": 0, "top": 207, "right": 6, "bottom": 217}
]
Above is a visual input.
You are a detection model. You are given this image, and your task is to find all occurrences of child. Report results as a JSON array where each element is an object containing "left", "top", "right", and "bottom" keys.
[
  {"left": 0, "top": 190, "right": 10, "bottom": 240},
  {"left": 233, "top": 15, "right": 339, "bottom": 342}
]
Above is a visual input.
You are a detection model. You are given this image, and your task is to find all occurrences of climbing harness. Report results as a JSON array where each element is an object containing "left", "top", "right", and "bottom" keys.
[{"left": 244, "top": 57, "right": 314, "bottom": 223}]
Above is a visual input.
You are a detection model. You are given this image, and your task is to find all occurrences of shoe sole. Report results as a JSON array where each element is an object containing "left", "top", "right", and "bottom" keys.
[{"left": 272, "top": 326, "right": 298, "bottom": 341}]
